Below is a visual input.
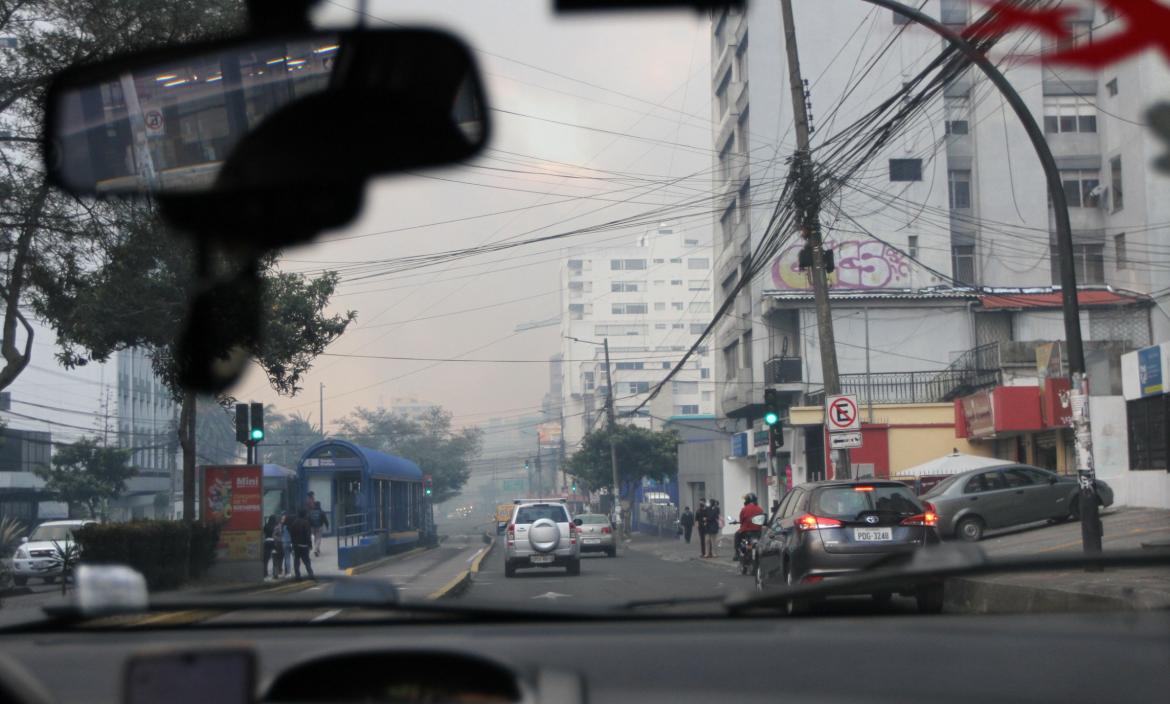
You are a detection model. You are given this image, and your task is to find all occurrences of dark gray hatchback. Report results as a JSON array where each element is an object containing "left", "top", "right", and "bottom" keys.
[{"left": 754, "top": 481, "right": 942, "bottom": 613}]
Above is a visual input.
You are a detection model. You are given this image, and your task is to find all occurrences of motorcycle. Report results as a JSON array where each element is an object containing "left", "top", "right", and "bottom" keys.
[{"left": 728, "top": 514, "right": 767, "bottom": 575}]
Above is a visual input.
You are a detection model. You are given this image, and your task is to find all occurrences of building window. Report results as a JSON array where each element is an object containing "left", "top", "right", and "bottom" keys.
[
  {"left": 718, "top": 135, "right": 734, "bottom": 180},
  {"left": 944, "top": 96, "right": 970, "bottom": 135},
  {"left": 720, "top": 201, "right": 736, "bottom": 245},
  {"left": 701, "top": 367, "right": 710, "bottom": 379},
  {"left": 612, "top": 303, "right": 648, "bottom": 315},
  {"left": 569, "top": 303, "right": 585, "bottom": 320},
  {"left": 685, "top": 238, "right": 700, "bottom": 246},
  {"left": 1110, "top": 156, "right": 1123, "bottom": 212},
  {"left": 662, "top": 361, "right": 671, "bottom": 369},
  {"left": 721, "top": 270, "right": 738, "bottom": 298},
  {"left": 908, "top": 235, "right": 919, "bottom": 259},
  {"left": 716, "top": 70, "right": 731, "bottom": 116},
  {"left": 688, "top": 257, "right": 710, "bottom": 270},
  {"left": 688, "top": 280, "right": 710, "bottom": 291},
  {"left": 723, "top": 342, "right": 739, "bottom": 379},
  {"left": 1114, "top": 233, "right": 1128, "bottom": 269},
  {"left": 889, "top": 158, "right": 922, "bottom": 181},
  {"left": 1042, "top": 96, "right": 1097, "bottom": 134},
  {"left": 1050, "top": 243, "right": 1105, "bottom": 285},
  {"left": 626, "top": 381, "right": 651, "bottom": 394},
  {"left": 948, "top": 169, "right": 972, "bottom": 210},
  {"left": 689, "top": 323, "right": 706, "bottom": 334},
  {"left": 672, "top": 323, "right": 684, "bottom": 329},
  {"left": 611, "top": 281, "right": 642, "bottom": 293},
  {"left": 674, "top": 405, "right": 701, "bottom": 416},
  {"left": 1105, "top": 78, "right": 1118, "bottom": 96},
  {"left": 615, "top": 361, "right": 644, "bottom": 370},
  {"left": 654, "top": 302, "right": 666, "bottom": 311},
  {"left": 742, "top": 331, "right": 753, "bottom": 369},
  {"left": 1057, "top": 170, "right": 1101, "bottom": 208},
  {"left": 655, "top": 323, "right": 667, "bottom": 330},
  {"left": 689, "top": 301, "right": 711, "bottom": 313},
  {"left": 670, "top": 258, "right": 682, "bottom": 264},
  {"left": 1127, "top": 396, "right": 1168, "bottom": 470},
  {"left": 1045, "top": 20, "right": 1092, "bottom": 54},
  {"left": 673, "top": 381, "right": 699, "bottom": 395},
  {"left": 654, "top": 258, "right": 665, "bottom": 264},
  {"left": 671, "top": 279, "right": 683, "bottom": 286},
  {"left": 737, "top": 108, "right": 750, "bottom": 154},
  {"left": 611, "top": 258, "right": 647, "bottom": 270},
  {"left": 734, "top": 36, "right": 748, "bottom": 82},
  {"left": 568, "top": 259, "right": 583, "bottom": 269},
  {"left": 952, "top": 244, "right": 976, "bottom": 285},
  {"left": 583, "top": 371, "right": 594, "bottom": 392}
]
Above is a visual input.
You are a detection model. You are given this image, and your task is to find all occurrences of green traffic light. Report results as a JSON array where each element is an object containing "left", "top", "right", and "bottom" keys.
[
  {"left": 764, "top": 411, "right": 779, "bottom": 426},
  {"left": 250, "top": 428, "right": 264, "bottom": 441}
]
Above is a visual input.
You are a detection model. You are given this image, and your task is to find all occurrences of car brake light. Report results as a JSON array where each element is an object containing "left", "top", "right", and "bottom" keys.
[
  {"left": 601, "top": 526, "right": 612, "bottom": 534},
  {"left": 900, "top": 512, "right": 939, "bottom": 527},
  {"left": 796, "top": 514, "right": 843, "bottom": 531},
  {"left": 802, "top": 575, "right": 824, "bottom": 584},
  {"left": 853, "top": 485, "right": 875, "bottom": 491}
]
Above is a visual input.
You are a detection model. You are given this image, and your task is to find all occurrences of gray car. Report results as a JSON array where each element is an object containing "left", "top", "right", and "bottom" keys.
[
  {"left": 921, "top": 464, "right": 1113, "bottom": 542},
  {"left": 573, "top": 513, "right": 617, "bottom": 557}
]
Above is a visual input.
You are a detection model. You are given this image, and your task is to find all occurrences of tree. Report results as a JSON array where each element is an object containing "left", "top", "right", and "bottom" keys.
[
  {"left": 337, "top": 407, "right": 482, "bottom": 503},
  {"left": 33, "top": 205, "right": 355, "bottom": 521},
  {"left": 34, "top": 438, "right": 138, "bottom": 520},
  {"left": 0, "top": 0, "right": 245, "bottom": 392},
  {"left": 259, "top": 408, "right": 323, "bottom": 469},
  {"left": 566, "top": 425, "right": 679, "bottom": 504}
]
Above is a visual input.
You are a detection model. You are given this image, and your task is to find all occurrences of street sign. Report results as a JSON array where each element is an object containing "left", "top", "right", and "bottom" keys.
[
  {"left": 829, "top": 430, "right": 863, "bottom": 449},
  {"left": 825, "top": 394, "right": 860, "bottom": 432},
  {"left": 144, "top": 109, "right": 164, "bottom": 136}
]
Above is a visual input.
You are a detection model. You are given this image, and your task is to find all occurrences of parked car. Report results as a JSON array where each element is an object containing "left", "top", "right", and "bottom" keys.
[
  {"left": 573, "top": 513, "right": 617, "bottom": 557},
  {"left": 10, "top": 520, "right": 95, "bottom": 586},
  {"left": 754, "top": 481, "right": 942, "bottom": 613},
  {"left": 504, "top": 501, "right": 580, "bottom": 577},
  {"left": 921, "top": 465, "right": 1113, "bottom": 542}
]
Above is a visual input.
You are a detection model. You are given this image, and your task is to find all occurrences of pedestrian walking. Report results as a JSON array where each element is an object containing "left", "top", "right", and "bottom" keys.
[
  {"left": 304, "top": 491, "right": 317, "bottom": 512},
  {"left": 289, "top": 509, "right": 315, "bottom": 580},
  {"left": 679, "top": 506, "right": 695, "bottom": 544},
  {"left": 706, "top": 500, "right": 721, "bottom": 558},
  {"left": 309, "top": 501, "right": 330, "bottom": 557},
  {"left": 262, "top": 515, "right": 278, "bottom": 580},
  {"left": 280, "top": 513, "right": 293, "bottom": 577}
]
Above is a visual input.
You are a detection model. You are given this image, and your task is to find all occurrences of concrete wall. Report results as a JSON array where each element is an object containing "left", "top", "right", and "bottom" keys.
[{"left": 1092, "top": 395, "right": 1170, "bottom": 509}]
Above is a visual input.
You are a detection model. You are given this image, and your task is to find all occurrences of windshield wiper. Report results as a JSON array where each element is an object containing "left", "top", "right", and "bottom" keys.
[{"left": 724, "top": 547, "right": 1170, "bottom": 615}]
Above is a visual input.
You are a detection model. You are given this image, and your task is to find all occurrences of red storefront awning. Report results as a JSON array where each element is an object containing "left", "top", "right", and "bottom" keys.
[
  {"left": 954, "top": 385, "right": 1065, "bottom": 439},
  {"left": 979, "top": 290, "right": 1145, "bottom": 310}
]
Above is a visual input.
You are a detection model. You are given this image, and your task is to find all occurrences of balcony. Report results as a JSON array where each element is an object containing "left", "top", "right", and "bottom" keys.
[
  {"left": 806, "top": 369, "right": 994, "bottom": 407},
  {"left": 764, "top": 356, "right": 802, "bottom": 385}
]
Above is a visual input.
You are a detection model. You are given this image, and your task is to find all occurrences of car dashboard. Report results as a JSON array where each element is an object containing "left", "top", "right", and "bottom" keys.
[{"left": 0, "top": 609, "right": 1166, "bottom": 704}]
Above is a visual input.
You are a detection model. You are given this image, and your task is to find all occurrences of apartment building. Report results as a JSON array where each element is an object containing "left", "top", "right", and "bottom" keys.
[
  {"left": 711, "top": 1, "right": 1169, "bottom": 507},
  {"left": 560, "top": 225, "right": 716, "bottom": 449}
]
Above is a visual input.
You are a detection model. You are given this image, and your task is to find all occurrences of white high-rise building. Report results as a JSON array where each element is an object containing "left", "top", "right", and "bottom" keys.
[{"left": 560, "top": 225, "right": 716, "bottom": 449}]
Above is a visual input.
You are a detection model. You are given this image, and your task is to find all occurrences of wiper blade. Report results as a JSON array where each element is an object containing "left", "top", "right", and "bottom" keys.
[{"left": 725, "top": 546, "right": 1170, "bottom": 615}]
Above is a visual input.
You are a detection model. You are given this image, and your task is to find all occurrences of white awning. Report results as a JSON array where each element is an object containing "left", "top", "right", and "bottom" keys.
[{"left": 893, "top": 452, "right": 1007, "bottom": 478}]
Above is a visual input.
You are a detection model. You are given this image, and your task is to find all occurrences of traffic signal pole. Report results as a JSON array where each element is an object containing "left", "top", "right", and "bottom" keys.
[{"left": 780, "top": 0, "right": 850, "bottom": 479}]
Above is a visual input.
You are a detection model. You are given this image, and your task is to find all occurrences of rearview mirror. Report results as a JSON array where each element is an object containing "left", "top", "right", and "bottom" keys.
[{"left": 45, "top": 28, "right": 488, "bottom": 199}]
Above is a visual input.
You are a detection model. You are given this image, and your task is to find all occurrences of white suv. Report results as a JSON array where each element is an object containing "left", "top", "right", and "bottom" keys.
[
  {"left": 11, "top": 519, "right": 94, "bottom": 585},
  {"left": 504, "top": 501, "right": 580, "bottom": 578}
]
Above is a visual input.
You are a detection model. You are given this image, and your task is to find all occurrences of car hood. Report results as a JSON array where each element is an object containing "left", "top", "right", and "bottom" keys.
[{"left": 18, "top": 540, "right": 75, "bottom": 554}]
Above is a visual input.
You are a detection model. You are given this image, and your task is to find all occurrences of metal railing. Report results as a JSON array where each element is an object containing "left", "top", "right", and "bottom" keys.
[
  {"left": 338, "top": 512, "right": 367, "bottom": 548},
  {"left": 806, "top": 367, "right": 997, "bottom": 406}
]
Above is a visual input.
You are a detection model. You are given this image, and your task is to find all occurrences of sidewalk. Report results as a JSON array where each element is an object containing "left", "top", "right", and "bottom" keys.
[{"left": 624, "top": 531, "right": 743, "bottom": 574}]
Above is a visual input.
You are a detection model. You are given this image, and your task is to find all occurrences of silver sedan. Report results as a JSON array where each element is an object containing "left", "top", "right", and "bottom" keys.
[{"left": 573, "top": 514, "right": 617, "bottom": 557}]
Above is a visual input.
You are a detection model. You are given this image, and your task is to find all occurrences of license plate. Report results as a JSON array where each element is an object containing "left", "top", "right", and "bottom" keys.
[
  {"left": 583, "top": 538, "right": 601, "bottom": 544},
  {"left": 853, "top": 527, "right": 893, "bottom": 542},
  {"left": 530, "top": 555, "right": 554, "bottom": 564}
]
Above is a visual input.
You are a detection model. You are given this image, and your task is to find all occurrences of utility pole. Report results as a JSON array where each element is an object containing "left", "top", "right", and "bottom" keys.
[
  {"left": 602, "top": 338, "right": 621, "bottom": 532},
  {"left": 535, "top": 431, "right": 543, "bottom": 497},
  {"left": 319, "top": 382, "right": 325, "bottom": 436},
  {"left": 780, "top": 0, "right": 850, "bottom": 478}
]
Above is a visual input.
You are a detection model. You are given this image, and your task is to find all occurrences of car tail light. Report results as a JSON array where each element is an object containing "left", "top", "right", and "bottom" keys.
[
  {"left": 506, "top": 523, "right": 515, "bottom": 546},
  {"left": 601, "top": 526, "right": 612, "bottom": 534},
  {"left": 796, "top": 514, "right": 843, "bottom": 531},
  {"left": 900, "top": 512, "right": 939, "bottom": 527},
  {"left": 853, "top": 485, "right": 875, "bottom": 492},
  {"left": 569, "top": 522, "right": 578, "bottom": 544},
  {"left": 802, "top": 575, "right": 824, "bottom": 584}
]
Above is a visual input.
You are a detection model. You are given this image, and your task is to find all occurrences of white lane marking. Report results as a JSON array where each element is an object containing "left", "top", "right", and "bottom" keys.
[
  {"left": 308, "top": 586, "right": 323, "bottom": 591},
  {"left": 311, "top": 608, "right": 342, "bottom": 623},
  {"left": 531, "top": 591, "right": 572, "bottom": 600}
]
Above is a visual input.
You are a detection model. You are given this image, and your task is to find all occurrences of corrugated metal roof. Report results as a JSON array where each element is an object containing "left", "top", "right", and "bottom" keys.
[
  {"left": 979, "top": 289, "right": 1150, "bottom": 310},
  {"left": 764, "top": 287, "right": 978, "bottom": 302}
]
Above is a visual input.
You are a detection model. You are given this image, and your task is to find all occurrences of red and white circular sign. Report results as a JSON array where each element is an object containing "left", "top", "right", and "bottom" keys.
[{"left": 826, "top": 395, "right": 859, "bottom": 431}]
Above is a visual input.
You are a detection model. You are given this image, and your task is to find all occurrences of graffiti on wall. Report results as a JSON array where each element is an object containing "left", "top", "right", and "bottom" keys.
[{"left": 770, "top": 239, "right": 914, "bottom": 290}]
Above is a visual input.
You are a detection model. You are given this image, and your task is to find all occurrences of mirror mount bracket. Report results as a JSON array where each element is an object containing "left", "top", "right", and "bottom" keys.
[{"left": 246, "top": 0, "right": 318, "bottom": 34}]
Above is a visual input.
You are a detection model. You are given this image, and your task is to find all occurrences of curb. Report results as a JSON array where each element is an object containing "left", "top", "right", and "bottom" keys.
[
  {"left": 944, "top": 575, "right": 1170, "bottom": 614},
  {"left": 428, "top": 538, "right": 495, "bottom": 600},
  {"left": 344, "top": 546, "right": 430, "bottom": 576}
]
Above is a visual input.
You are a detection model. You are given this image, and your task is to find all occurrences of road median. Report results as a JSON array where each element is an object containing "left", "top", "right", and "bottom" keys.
[{"left": 428, "top": 537, "right": 495, "bottom": 600}]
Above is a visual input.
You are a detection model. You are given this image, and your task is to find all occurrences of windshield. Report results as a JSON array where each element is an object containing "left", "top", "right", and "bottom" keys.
[
  {"left": 1, "top": 0, "right": 1167, "bottom": 631},
  {"left": 812, "top": 487, "right": 922, "bottom": 520},
  {"left": 29, "top": 526, "right": 77, "bottom": 542}
]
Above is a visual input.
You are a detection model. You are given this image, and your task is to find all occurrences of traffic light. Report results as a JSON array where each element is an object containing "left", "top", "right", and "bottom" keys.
[
  {"left": 571, "top": 480, "right": 578, "bottom": 493},
  {"left": 763, "top": 388, "right": 780, "bottom": 427},
  {"left": 235, "top": 403, "right": 249, "bottom": 443},
  {"left": 249, "top": 402, "right": 264, "bottom": 442},
  {"left": 423, "top": 475, "right": 433, "bottom": 497},
  {"left": 524, "top": 459, "right": 530, "bottom": 472}
]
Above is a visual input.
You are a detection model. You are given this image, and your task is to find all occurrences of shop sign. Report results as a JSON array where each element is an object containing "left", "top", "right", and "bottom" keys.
[
  {"left": 1041, "top": 377, "right": 1072, "bottom": 428},
  {"left": 1138, "top": 345, "right": 1163, "bottom": 397},
  {"left": 962, "top": 390, "right": 996, "bottom": 438},
  {"left": 730, "top": 432, "right": 749, "bottom": 457}
]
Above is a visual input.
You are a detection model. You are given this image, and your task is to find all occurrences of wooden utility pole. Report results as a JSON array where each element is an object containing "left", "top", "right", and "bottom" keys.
[
  {"left": 603, "top": 338, "right": 622, "bottom": 529},
  {"left": 780, "top": 0, "right": 850, "bottom": 478}
]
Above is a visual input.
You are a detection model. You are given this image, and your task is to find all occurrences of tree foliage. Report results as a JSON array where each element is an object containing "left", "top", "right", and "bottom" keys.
[
  {"left": 566, "top": 425, "right": 679, "bottom": 500},
  {"left": 259, "top": 407, "right": 324, "bottom": 469},
  {"left": 34, "top": 437, "right": 138, "bottom": 520},
  {"left": 337, "top": 407, "right": 482, "bottom": 503}
]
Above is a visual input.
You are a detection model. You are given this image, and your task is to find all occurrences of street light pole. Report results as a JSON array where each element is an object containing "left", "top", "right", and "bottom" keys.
[{"left": 603, "top": 338, "right": 621, "bottom": 533}]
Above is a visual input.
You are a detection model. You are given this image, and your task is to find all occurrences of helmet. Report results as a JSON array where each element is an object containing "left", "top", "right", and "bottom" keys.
[{"left": 743, "top": 492, "right": 757, "bottom": 504}]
